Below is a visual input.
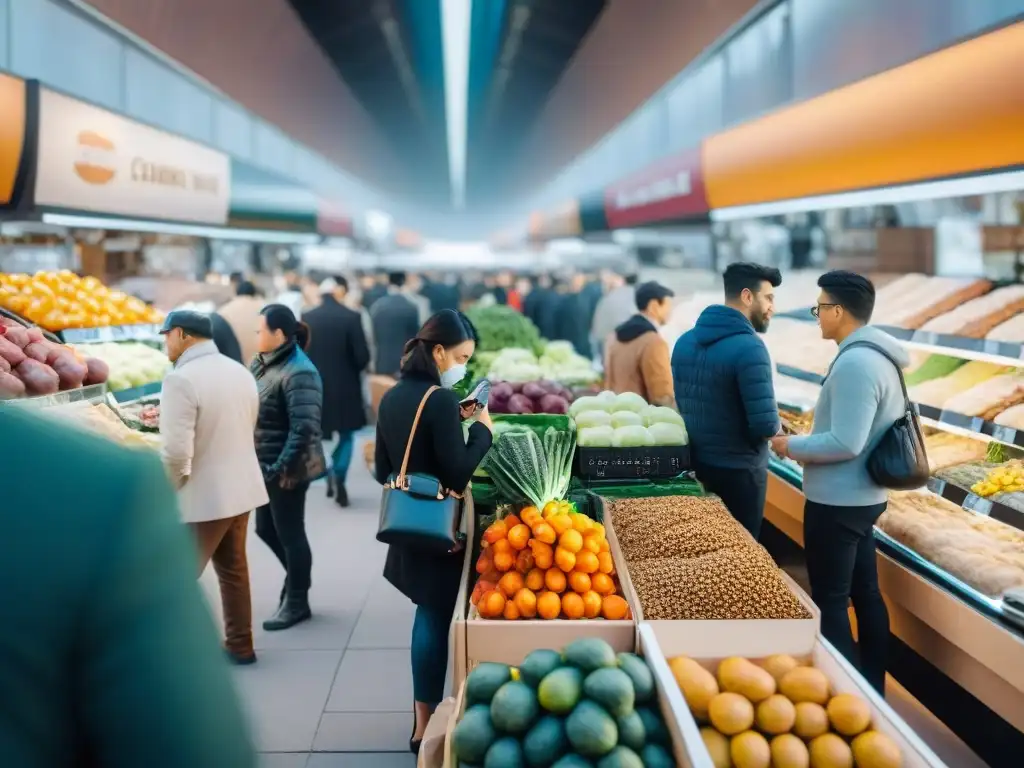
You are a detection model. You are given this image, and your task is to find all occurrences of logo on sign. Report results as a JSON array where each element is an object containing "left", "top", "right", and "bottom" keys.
[
  {"left": 74, "top": 131, "right": 117, "bottom": 185},
  {"left": 615, "top": 172, "right": 692, "bottom": 211}
]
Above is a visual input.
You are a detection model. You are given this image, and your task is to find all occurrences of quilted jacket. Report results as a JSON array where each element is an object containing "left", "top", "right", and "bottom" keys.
[
  {"left": 671, "top": 305, "right": 780, "bottom": 469},
  {"left": 251, "top": 341, "right": 325, "bottom": 483}
]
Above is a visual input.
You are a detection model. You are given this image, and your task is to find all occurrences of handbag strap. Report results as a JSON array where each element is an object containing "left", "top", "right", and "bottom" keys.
[
  {"left": 825, "top": 340, "right": 911, "bottom": 410},
  {"left": 396, "top": 385, "right": 440, "bottom": 487}
]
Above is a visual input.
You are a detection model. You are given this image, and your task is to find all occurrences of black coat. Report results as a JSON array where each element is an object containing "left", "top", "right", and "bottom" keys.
[
  {"left": 374, "top": 372, "right": 493, "bottom": 611},
  {"left": 363, "top": 284, "right": 387, "bottom": 310},
  {"left": 526, "top": 288, "right": 559, "bottom": 340},
  {"left": 555, "top": 293, "right": 593, "bottom": 359},
  {"left": 370, "top": 293, "right": 421, "bottom": 377},
  {"left": 210, "top": 312, "right": 243, "bottom": 365},
  {"left": 303, "top": 296, "right": 370, "bottom": 435},
  {"left": 251, "top": 342, "right": 326, "bottom": 484}
]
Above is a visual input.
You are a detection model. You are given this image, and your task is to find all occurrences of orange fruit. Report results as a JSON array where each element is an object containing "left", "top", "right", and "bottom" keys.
[
  {"left": 492, "top": 538, "right": 512, "bottom": 554},
  {"left": 537, "top": 591, "right": 562, "bottom": 620},
  {"left": 519, "top": 506, "right": 541, "bottom": 526},
  {"left": 550, "top": 515, "right": 573, "bottom": 535},
  {"left": 562, "top": 592, "right": 585, "bottom": 619},
  {"left": 591, "top": 522, "right": 606, "bottom": 537},
  {"left": 598, "top": 538, "right": 611, "bottom": 553},
  {"left": 503, "top": 514, "right": 522, "bottom": 529},
  {"left": 515, "top": 549, "right": 535, "bottom": 574},
  {"left": 530, "top": 541, "right": 554, "bottom": 569},
  {"left": 571, "top": 514, "right": 592, "bottom": 533},
  {"left": 471, "top": 579, "right": 496, "bottom": 606},
  {"left": 554, "top": 547, "right": 577, "bottom": 573},
  {"left": 507, "top": 524, "right": 531, "bottom": 551},
  {"left": 514, "top": 588, "right": 538, "bottom": 618},
  {"left": 575, "top": 550, "right": 600, "bottom": 574},
  {"left": 503, "top": 600, "right": 521, "bottom": 620},
  {"left": 525, "top": 568, "right": 546, "bottom": 591},
  {"left": 581, "top": 534, "right": 602, "bottom": 555},
  {"left": 479, "top": 590, "right": 506, "bottom": 618},
  {"left": 543, "top": 501, "right": 561, "bottom": 519},
  {"left": 498, "top": 571, "right": 525, "bottom": 598},
  {"left": 597, "top": 552, "right": 615, "bottom": 574},
  {"left": 532, "top": 522, "right": 556, "bottom": 545},
  {"left": 475, "top": 550, "right": 493, "bottom": 575},
  {"left": 601, "top": 595, "right": 629, "bottom": 620},
  {"left": 480, "top": 568, "right": 500, "bottom": 584},
  {"left": 591, "top": 572, "right": 616, "bottom": 596},
  {"left": 483, "top": 520, "right": 508, "bottom": 544},
  {"left": 559, "top": 529, "right": 584, "bottom": 554},
  {"left": 493, "top": 550, "right": 515, "bottom": 572},
  {"left": 544, "top": 568, "right": 567, "bottom": 593},
  {"left": 582, "top": 590, "right": 603, "bottom": 618},
  {"left": 569, "top": 571, "right": 592, "bottom": 594}
]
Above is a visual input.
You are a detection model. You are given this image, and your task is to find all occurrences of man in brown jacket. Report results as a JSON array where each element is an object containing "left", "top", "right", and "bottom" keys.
[{"left": 604, "top": 281, "right": 676, "bottom": 408}]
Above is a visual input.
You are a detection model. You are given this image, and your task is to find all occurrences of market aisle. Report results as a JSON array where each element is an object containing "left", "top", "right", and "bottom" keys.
[{"left": 200, "top": 438, "right": 418, "bottom": 768}]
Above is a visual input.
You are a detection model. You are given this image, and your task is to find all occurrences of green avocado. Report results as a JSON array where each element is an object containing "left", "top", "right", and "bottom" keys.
[
  {"left": 491, "top": 680, "right": 540, "bottom": 734},
  {"left": 614, "top": 711, "right": 646, "bottom": 753},
  {"left": 520, "top": 649, "right": 564, "bottom": 688},
  {"left": 453, "top": 703, "right": 498, "bottom": 764},
  {"left": 562, "top": 638, "right": 618, "bottom": 673},
  {"left": 582, "top": 668, "right": 635, "bottom": 718},
  {"left": 522, "top": 715, "right": 568, "bottom": 768},
  {"left": 549, "top": 756, "right": 594, "bottom": 768},
  {"left": 566, "top": 700, "right": 618, "bottom": 758},
  {"left": 635, "top": 707, "right": 668, "bottom": 747},
  {"left": 639, "top": 744, "right": 674, "bottom": 768},
  {"left": 484, "top": 736, "right": 525, "bottom": 768},
  {"left": 538, "top": 666, "right": 584, "bottom": 715},
  {"left": 615, "top": 653, "right": 655, "bottom": 704},
  {"left": 596, "top": 746, "right": 643, "bottom": 768},
  {"left": 467, "top": 663, "right": 514, "bottom": 705}
]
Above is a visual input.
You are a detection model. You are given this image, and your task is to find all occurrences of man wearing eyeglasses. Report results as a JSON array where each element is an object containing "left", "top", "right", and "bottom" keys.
[
  {"left": 770, "top": 270, "right": 909, "bottom": 694},
  {"left": 672, "top": 262, "right": 782, "bottom": 539}
]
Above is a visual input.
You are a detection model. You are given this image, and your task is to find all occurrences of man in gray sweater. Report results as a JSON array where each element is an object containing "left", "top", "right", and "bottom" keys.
[{"left": 771, "top": 271, "right": 908, "bottom": 694}]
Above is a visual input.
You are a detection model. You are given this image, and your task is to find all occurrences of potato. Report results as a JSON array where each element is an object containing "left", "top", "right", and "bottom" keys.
[
  {"left": 0, "top": 335, "right": 27, "bottom": 367},
  {"left": 15, "top": 359, "right": 59, "bottom": 395},
  {"left": 0, "top": 370, "right": 26, "bottom": 399},
  {"left": 23, "top": 342, "right": 49, "bottom": 363}
]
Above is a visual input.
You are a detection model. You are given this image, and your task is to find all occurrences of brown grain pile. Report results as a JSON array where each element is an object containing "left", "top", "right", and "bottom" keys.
[{"left": 607, "top": 495, "right": 811, "bottom": 621}]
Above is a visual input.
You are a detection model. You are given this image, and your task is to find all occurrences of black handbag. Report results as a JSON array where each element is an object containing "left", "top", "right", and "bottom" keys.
[
  {"left": 376, "top": 385, "right": 463, "bottom": 552},
  {"left": 825, "top": 340, "right": 929, "bottom": 490}
]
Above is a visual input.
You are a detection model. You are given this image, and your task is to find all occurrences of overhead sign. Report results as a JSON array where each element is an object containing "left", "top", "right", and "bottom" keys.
[
  {"left": 34, "top": 88, "right": 231, "bottom": 225},
  {"left": 0, "top": 74, "right": 26, "bottom": 205},
  {"left": 604, "top": 147, "right": 708, "bottom": 228}
]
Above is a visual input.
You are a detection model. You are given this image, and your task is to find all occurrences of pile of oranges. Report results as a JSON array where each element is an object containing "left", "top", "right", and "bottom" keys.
[
  {"left": 471, "top": 500, "right": 632, "bottom": 622},
  {"left": 0, "top": 271, "right": 164, "bottom": 331}
]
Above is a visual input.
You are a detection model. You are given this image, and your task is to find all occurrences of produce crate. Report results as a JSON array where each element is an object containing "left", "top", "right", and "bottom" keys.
[
  {"left": 575, "top": 444, "right": 691, "bottom": 481},
  {"left": 442, "top": 627, "right": 694, "bottom": 768},
  {"left": 643, "top": 620, "right": 948, "bottom": 767},
  {"left": 493, "top": 413, "right": 573, "bottom": 434}
]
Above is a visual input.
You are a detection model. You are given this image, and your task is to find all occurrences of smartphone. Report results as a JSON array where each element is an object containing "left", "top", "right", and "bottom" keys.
[{"left": 460, "top": 379, "right": 490, "bottom": 409}]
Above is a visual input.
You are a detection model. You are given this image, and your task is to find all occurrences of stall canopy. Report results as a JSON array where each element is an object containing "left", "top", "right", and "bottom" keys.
[{"left": 229, "top": 159, "right": 317, "bottom": 233}]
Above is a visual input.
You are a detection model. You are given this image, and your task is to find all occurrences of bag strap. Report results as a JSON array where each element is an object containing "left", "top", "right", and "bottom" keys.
[
  {"left": 396, "top": 385, "right": 440, "bottom": 487},
  {"left": 825, "top": 340, "right": 911, "bottom": 409}
]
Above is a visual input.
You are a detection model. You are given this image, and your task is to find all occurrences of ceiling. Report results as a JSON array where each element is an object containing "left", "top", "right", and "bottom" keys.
[{"left": 285, "top": 0, "right": 607, "bottom": 210}]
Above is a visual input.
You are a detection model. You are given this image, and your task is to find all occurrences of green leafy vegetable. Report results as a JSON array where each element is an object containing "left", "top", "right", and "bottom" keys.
[
  {"left": 481, "top": 426, "right": 577, "bottom": 508},
  {"left": 465, "top": 305, "right": 544, "bottom": 354}
]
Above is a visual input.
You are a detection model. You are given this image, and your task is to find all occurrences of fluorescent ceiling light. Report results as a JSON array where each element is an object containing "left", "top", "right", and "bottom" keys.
[
  {"left": 40, "top": 213, "right": 321, "bottom": 245},
  {"left": 710, "top": 169, "right": 1024, "bottom": 222},
  {"left": 442, "top": 0, "right": 472, "bottom": 210}
]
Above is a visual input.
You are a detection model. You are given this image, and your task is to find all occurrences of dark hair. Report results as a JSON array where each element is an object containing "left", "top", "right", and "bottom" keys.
[
  {"left": 634, "top": 281, "right": 675, "bottom": 311},
  {"left": 388, "top": 271, "right": 407, "bottom": 288},
  {"left": 400, "top": 309, "right": 478, "bottom": 379},
  {"left": 818, "top": 270, "right": 876, "bottom": 323},
  {"left": 333, "top": 274, "right": 349, "bottom": 292},
  {"left": 624, "top": 273, "right": 639, "bottom": 286},
  {"left": 236, "top": 280, "right": 257, "bottom": 297},
  {"left": 229, "top": 271, "right": 244, "bottom": 285},
  {"left": 261, "top": 303, "right": 311, "bottom": 350},
  {"left": 723, "top": 262, "right": 782, "bottom": 300}
]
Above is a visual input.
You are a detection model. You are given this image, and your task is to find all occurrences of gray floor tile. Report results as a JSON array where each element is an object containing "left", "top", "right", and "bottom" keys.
[
  {"left": 347, "top": 601, "right": 414, "bottom": 649},
  {"left": 307, "top": 752, "right": 415, "bottom": 768},
  {"left": 235, "top": 650, "right": 343, "bottom": 752},
  {"left": 260, "top": 754, "right": 310, "bottom": 768},
  {"left": 314, "top": 713, "right": 412, "bottom": 752},
  {"left": 327, "top": 650, "right": 413, "bottom": 712}
]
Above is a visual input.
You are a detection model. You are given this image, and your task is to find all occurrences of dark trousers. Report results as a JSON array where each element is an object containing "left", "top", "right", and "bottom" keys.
[
  {"left": 411, "top": 604, "right": 449, "bottom": 705},
  {"left": 695, "top": 462, "right": 767, "bottom": 540},
  {"left": 255, "top": 482, "right": 313, "bottom": 593},
  {"left": 330, "top": 431, "right": 355, "bottom": 483},
  {"left": 190, "top": 512, "right": 253, "bottom": 656},
  {"left": 804, "top": 499, "right": 890, "bottom": 694}
]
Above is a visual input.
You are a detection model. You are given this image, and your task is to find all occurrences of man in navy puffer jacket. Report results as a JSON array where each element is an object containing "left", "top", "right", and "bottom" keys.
[{"left": 672, "top": 263, "right": 782, "bottom": 539}]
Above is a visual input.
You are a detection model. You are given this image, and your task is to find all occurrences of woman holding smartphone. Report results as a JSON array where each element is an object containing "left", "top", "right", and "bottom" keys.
[{"left": 374, "top": 309, "right": 493, "bottom": 754}]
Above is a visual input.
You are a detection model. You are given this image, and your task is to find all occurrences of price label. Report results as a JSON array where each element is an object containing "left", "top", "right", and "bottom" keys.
[
  {"left": 912, "top": 331, "right": 940, "bottom": 346},
  {"left": 926, "top": 477, "right": 946, "bottom": 495},
  {"left": 991, "top": 425, "right": 1018, "bottom": 445},
  {"left": 969, "top": 416, "right": 986, "bottom": 433},
  {"left": 981, "top": 339, "right": 1003, "bottom": 356},
  {"left": 963, "top": 494, "right": 993, "bottom": 516}
]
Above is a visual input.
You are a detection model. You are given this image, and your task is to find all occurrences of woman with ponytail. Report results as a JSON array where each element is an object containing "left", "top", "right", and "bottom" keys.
[
  {"left": 374, "top": 309, "right": 494, "bottom": 753},
  {"left": 251, "top": 304, "right": 326, "bottom": 631}
]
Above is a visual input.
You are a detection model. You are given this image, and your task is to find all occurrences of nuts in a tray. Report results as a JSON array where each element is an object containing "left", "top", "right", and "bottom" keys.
[{"left": 612, "top": 496, "right": 752, "bottom": 561}]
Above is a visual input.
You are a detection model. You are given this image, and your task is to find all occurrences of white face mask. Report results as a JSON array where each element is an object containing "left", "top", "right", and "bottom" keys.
[{"left": 440, "top": 362, "right": 467, "bottom": 389}]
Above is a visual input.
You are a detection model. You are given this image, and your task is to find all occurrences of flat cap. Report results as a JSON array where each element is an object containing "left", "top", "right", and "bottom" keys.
[{"left": 159, "top": 309, "right": 213, "bottom": 338}]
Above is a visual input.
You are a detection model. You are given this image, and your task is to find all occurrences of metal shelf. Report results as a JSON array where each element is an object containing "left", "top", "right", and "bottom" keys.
[{"left": 0, "top": 382, "right": 108, "bottom": 409}]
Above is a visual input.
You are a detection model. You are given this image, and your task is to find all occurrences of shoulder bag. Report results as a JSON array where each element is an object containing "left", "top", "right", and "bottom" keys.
[
  {"left": 376, "top": 385, "right": 464, "bottom": 552},
  {"left": 825, "top": 340, "right": 929, "bottom": 490}
]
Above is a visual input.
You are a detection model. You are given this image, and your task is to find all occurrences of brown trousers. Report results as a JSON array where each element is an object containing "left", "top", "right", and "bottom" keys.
[{"left": 190, "top": 512, "right": 253, "bottom": 657}]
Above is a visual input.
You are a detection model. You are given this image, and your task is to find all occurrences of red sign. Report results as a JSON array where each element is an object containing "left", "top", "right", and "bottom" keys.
[
  {"left": 604, "top": 147, "right": 707, "bottom": 228},
  {"left": 317, "top": 200, "right": 353, "bottom": 237}
]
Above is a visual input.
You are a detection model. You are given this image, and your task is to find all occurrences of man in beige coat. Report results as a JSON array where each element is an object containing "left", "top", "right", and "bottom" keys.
[
  {"left": 159, "top": 310, "right": 269, "bottom": 665},
  {"left": 217, "top": 281, "right": 264, "bottom": 365}
]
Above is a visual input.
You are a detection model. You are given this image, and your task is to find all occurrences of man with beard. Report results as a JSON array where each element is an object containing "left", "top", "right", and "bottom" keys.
[{"left": 671, "top": 262, "right": 782, "bottom": 539}]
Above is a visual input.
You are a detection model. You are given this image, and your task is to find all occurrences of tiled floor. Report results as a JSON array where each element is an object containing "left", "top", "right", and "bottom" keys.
[{"left": 199, "top": 442, "right": 418, "bottom": 768}]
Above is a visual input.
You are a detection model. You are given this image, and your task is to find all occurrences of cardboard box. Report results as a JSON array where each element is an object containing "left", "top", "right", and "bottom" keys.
[{"left": 643, "top": 619, "right": 948, "bottom": 768}]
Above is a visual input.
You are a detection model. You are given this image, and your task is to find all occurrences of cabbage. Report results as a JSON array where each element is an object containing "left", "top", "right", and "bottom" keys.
[
  {"left": 611, "top": 411, "right": 643, "bottom": 428},
  {"left": 645, "top": 405, "right": 685, "bottom": 428},
  {"left": 612, "top": 425, "right": 655, "bottom": 447},
  {"left": 648, "top": 421, "right": 688, "bottom": 446},
  {"left": 596, "top": 390, "right": 616, "bottom": 407},
  {"left": 611, "top": 391, "right": 648, "bottom": 414},
  {"left": 578, "top": 425, "right": 615, "bottom": 448},
  {"left": 480, "top": 426, "right": 577, "bottom": 507},
  {"left": 575, "top": 409, "right": 613, "bottom": 429},
  {"left": 569, "top": 395, "right": 607, "bottom": 417}
]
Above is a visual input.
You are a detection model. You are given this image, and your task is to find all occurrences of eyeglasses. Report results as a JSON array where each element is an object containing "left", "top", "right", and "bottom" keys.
[{"left": 810, "top": 303, "right": 840, "bottom": 318}]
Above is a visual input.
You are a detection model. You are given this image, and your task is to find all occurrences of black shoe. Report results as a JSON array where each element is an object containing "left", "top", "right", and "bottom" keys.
[
  {"left": 335, "top": 482, "right": 350, "bottom": 508},
  {"left": 263, "top": 591, "right": 311, "bottom": 631},
  {"left": 326, "top": 474, "right": 336, "bottom": 499},
  {"left": 225, "top": 649, "right": 257, "bottom": 666},
  {"left": 409, "top": 738, "right": 422, "bottom": 755}
]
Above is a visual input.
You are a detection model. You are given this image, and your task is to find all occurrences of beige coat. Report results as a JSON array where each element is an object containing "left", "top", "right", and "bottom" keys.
[
  {"left": 217, "top": 295, "right": 264, "bottom": 366},
  {"left": 160, "top": 341, "right": 268, "bottom": 524}
]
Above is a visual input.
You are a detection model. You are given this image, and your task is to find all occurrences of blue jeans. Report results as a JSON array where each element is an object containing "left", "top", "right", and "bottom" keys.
[
  {"left": 411, "top": 604, "right": 449, "bottom": 704},
  {"left": 330, "top": 431, "right": 354, "bottom": 482}
]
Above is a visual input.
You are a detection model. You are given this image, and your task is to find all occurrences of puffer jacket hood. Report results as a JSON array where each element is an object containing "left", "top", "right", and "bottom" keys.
[
  {"left": 692, "top": 305, "right": 757, "bottom": 347},
  {"left": 615, "top": 314, "right": 658, "bottom": 343}
]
